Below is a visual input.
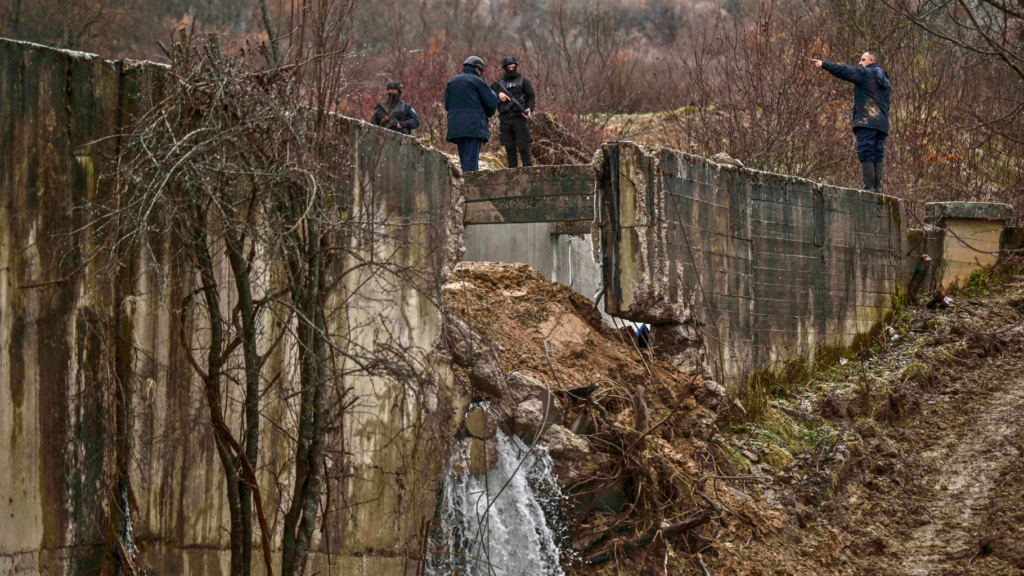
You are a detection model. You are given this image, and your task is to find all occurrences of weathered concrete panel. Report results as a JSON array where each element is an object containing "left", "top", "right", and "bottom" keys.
[
  {"left": 925, "top": 201, "right": 1014, "bottom": 224},
  {"left": 0, "top": 39, "right": 121, "bottom": 576},
  {"left": 465, "top": 222, "right": 561, "bottom": 275},
  {"left": 600, "top": 142, "right": 905, "bottom": 389},
  {"left": 1, "top": 38, "right": 460, "bottom": 576},
  {"left": 923, "top": 202, "right": 1016, "bottom": 290},
  {"left": 463, "top": 165, "right": 596, "bottom": 224},
  {"left": 935, "top": 219, "right": 1004, "bottom": 290}
]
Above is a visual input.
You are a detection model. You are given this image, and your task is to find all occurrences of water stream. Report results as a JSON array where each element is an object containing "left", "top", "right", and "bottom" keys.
[{"left": 428, "top": 429, "right": 570, "bottom": 576}]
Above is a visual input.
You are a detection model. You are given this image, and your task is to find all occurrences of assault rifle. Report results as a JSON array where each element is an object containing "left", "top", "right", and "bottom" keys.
[
  {"left": 494, "top": 81, "right": 535, "bottom": 124},
  {"left": 374, "top": 102, "right": 401, "bottom": 130}
]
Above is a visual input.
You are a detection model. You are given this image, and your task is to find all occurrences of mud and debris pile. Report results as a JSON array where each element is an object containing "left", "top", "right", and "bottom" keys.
[
  {"left": 439, "top": 262, "right": 786, "bottom": 574},
  {"left": 439, "top": 260, "right": 1024, "bottom": 576}
]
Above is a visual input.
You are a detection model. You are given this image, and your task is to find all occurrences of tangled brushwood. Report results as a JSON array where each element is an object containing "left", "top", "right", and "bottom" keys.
[{"left": 77, "top": 17, "right": 452, "bottom": 576}]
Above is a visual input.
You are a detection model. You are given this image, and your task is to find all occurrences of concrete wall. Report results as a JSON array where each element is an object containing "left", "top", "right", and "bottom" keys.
[
  {"left": 923, "top": 202, "right": 1015, "bottom": 290},
  {"left": 597, "top": 143, "right": 906, "bottom": 389},
  {"left": 465, "top": 144, "right": 907, "bottom": 390},
  {"left": 1, "top": 39, "right": 460, "bottom": 576},
  {"left": 465, "top": 223, "right": 563, "bottom": 278}
]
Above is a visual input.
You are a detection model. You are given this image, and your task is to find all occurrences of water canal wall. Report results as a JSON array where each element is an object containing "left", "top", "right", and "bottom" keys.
[{"left": 1, "top": 38, "right": 459, "bottom": 576}]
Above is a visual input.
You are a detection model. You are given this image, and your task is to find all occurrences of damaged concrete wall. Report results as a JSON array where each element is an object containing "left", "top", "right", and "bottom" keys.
[
  {"left": 924, "top": 202, "right": 1015, "bottom": 290},
  {"left": 462, "top": 165, "right": 616, "bottom": 327},
  {"left": 598, "top": 142, "right": 906, "bottom": 390},
  {"left": 1, "top": 38, "right": 459, "bottom": 576}
]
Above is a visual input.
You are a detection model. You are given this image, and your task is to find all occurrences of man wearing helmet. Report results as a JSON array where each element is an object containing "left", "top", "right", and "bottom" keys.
[
  {"left": 490, "top": 55, "right": 536, "bottom": 168},
  {"left": 445, "top": 56, "right": 499, "bottom": 172},
  {"left": 371, "top": 80, "right": 421, "bottom": 136}
]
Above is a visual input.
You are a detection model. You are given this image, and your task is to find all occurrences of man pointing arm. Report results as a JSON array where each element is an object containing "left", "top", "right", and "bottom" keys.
[{"left": 812, "top": 52, "right": 892, "bottom": 193}]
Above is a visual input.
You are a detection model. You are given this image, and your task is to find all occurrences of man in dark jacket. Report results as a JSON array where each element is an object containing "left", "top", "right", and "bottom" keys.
[
  {"left": 490, "top": 55, "right": 536, "bottom": 168},
  {"left": 445, "top": 56, "right": 499, "bottom": 172},
  {"left": 370, "top": 81, "right": 420, "bottom": 136},
  {"left": 812, "top": 52, "right": 891, "bottom": 192}
]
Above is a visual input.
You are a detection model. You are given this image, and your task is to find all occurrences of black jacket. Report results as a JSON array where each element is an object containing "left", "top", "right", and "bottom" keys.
[
  {"left": 822, "top": 61, "right": 891, "bottom": 133},
  {"left": 444, "top": 65, "right": 499, "bottom": 142},
  {"left": 490, "top": 73, "right": 536, "bottom": 120},
  {"left": 370, "top": 100, "right": 420, "bottom": 135}
]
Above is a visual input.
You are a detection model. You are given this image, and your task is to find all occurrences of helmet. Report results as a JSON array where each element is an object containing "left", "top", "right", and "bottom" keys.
[
  {"left": 386, "top": 80, "right": 403, "bottom": 92},
  {"left": 501, "top": 55, "right": 518, "bottom": 69},
  {"left": 463, "top": 56, "right": 485, "bottom": 71}
]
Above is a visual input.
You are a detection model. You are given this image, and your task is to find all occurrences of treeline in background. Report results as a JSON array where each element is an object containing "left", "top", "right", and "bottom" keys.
[{"left": 2, "top": 0, "right": 1021, "bottom": 216}]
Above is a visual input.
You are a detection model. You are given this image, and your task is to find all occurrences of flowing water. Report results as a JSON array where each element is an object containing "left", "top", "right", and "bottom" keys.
[{"left": 428, "top": 430, "right": 570, "bottom": 576}]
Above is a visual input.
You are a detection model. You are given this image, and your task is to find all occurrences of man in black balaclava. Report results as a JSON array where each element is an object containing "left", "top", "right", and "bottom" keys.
[
  {"left": 370, "top": 80, "right": 420, "bottom": 136},
  {"left": 490, "top": 55, "right": 536, "bottom": 168}
]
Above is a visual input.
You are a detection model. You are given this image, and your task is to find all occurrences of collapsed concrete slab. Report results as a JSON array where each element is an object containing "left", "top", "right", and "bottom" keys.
[{"left": 462, "top": 164, "right": 597, "bottom": 225}]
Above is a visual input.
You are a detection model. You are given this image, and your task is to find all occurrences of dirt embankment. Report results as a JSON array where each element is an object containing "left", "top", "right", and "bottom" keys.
[
  {"left": 710, "top": 269, "right": 1024, "bottom": 576},
  {"left": 444, "top": 261, "right": 1024, "bottom": 576}
]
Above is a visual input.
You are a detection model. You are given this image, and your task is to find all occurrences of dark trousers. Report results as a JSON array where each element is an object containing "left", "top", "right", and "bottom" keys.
[
  {"left": 499, "top": 117, "right": 532, "bottom": 168},
  {"left": 854, "top": 128, "right": 887, "bottom": 163},
  {"left": 453, "top": 137, "right": 484, "bottom": 172}
]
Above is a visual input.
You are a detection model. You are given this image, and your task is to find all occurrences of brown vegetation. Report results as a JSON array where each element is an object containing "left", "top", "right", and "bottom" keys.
[{"left": 3, "top": 0, "right": 1021, "bottom": 216}]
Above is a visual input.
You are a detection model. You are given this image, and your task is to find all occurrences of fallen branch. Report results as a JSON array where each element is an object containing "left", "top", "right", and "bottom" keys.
[{"left": 584, "top": 511, "right": 713, "bottom": 566}]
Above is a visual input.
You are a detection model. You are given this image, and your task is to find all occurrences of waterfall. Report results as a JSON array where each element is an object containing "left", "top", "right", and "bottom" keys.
[
  {"left": 429, "top": 429, "right": 571, "bottom": 576},
  {"left": 118, "top": 480, "right": 137, "bottom": 576}
]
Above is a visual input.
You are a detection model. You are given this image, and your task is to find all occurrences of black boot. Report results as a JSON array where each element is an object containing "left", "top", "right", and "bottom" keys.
[
  {"left": 873, "top": 161, "right": 883, "bottom": 193},
  {"left": 505, "top": 145, "right": 518, "bottom": 168},
  {"left": 861, "top": 162, "right": 875, "bottom": 192}
]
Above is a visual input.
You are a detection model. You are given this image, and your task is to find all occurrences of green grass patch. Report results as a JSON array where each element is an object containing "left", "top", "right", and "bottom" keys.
[{"left": 957, "top": 259, "right": 1024, "bottom": 298}]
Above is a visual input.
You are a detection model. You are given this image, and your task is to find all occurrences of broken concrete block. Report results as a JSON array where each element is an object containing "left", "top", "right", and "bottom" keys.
[
  {"left": 695, "top": 379, "right": 726, "bottom": 411},
  {"left": 451, "top": 396, "right": 471, "bottom": 434},
  {"left": 464, "top": 408, "right": 497, "bottom": 439},
  {"left": 446, "top": 314, "right": 505, "bottom": 397},
  {"left": 539, "top": 424, "right": 590, "bottom": 461},
  {"left": 468, "top": 437, "right": 499, "bottom": 476},
  {"left": 470, "top": 360, "right": 506, "bottom": 398},
  {"left": 514, "top": 398, "right": 548, "bottom": 444},
  {"left": 507, "top": 372, "right": 562, "bottom": 425}
]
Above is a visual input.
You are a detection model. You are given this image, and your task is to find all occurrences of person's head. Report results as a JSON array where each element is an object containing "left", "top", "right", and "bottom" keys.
[
  {"left": 386, "top": 80, "right": 403, "bottom": 99},
  {"left": 501, "top": 55, "right": 518, "bottom": 74},
  {"left": 859, "top": 51, "right": 878, "bottom": 67},
  {"left": 464, "top": 56, "right": 485, "bottom": 74}
]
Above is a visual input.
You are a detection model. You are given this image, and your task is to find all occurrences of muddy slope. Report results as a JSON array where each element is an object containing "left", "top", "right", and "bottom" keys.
[
  {"left": 715, "top": 275, "right": 1024, "bottom": 576},
  {"left": 446, "top": 261, "right": 1024, "bottom": 576}
]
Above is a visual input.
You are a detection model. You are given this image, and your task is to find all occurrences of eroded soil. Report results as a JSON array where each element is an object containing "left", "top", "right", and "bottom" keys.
[
  {"left": 448, "top": 261, "right": 1024, "bottom": 575},
  {"left": 714, "top": 277, "right": 1024, "bottom": 576}
]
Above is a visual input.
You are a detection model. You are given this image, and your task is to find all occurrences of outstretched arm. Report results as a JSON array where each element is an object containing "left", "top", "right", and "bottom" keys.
[{"left": 817, "top": 60, "right": 869, "bottom": 84}]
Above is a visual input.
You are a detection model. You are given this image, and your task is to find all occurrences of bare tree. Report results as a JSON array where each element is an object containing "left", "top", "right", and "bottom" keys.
[
  {"left": 77, "top": 3, "right": 449, "bottom": 574},
  {"left": 885, "top": 0, "right": 1024, "bottom": 145}
]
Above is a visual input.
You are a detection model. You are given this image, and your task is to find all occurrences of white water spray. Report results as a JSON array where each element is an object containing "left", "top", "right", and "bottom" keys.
[{"left": 429, "top": 430, "right": 570, "bottom": 576}]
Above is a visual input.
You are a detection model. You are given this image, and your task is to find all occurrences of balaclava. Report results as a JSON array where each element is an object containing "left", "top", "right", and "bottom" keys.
[{"left": 502, "top": 56, "right": 520, "bottom": 80}]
